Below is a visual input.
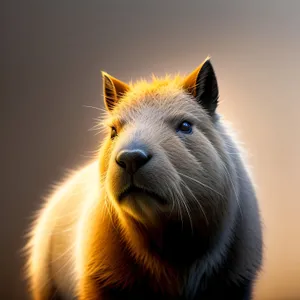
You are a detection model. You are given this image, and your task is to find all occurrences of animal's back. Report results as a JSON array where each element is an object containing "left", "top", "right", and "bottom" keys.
[{"left": 25, "top": 161, "right": 101, "bottom": 300}]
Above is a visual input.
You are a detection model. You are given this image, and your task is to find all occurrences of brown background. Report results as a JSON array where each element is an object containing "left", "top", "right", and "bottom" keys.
[{"left": 1, "top": 1, "right": 300, "bottom": 299}]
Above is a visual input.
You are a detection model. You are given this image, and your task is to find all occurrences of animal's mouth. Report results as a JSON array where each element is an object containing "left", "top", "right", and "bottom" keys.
[{"left": 118, "top": 185, "right": 168, "bottom": 206}]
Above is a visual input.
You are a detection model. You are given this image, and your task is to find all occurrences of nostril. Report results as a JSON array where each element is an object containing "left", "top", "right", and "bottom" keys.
[
  {"left": 115, "top": 149, "right": 152, "bottom": 174},
  {"left": 115, "top": 152, "right": 127, "bottom": 169},
  {"left": 116, "top": 158, "right": 126, "bottom": 168}
]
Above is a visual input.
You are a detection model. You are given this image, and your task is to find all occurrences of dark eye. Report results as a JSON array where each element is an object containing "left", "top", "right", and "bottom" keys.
[
  {"left": 177, "top": 121, "right": 193, "bottom": 134},
  {"left": 111, "top": 127, "right": 118, "bottom": 139}
]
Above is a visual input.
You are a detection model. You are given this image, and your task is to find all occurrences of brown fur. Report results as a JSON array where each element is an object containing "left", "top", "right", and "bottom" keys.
[{"left": 24, "top": 58, "right": 263, "bottom": 300}]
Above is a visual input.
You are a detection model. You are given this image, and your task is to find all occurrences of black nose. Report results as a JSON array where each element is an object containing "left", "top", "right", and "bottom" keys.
[{"left": 116, "top": 149, "right": 151, "bottom": 175}]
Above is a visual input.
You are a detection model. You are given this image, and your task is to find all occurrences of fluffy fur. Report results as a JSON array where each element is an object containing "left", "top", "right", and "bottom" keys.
[{"left": 24, "top": 59, "right": 263, "bottom": 300}]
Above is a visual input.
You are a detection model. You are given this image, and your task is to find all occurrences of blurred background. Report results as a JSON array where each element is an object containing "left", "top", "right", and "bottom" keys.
[{"left": 1, "top": 0, "right": 300, "bottom": 299}]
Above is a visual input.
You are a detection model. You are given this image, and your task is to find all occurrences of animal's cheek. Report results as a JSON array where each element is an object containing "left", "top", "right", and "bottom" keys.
[
  {"left": 98, "top": 138, "right": 115, "bottom": 177},
  {"left": 163, "top": 139, "right": 200, "bottom": 174},
  {"left": 104, "top": 150, "right": 130, "bottom": 203}
]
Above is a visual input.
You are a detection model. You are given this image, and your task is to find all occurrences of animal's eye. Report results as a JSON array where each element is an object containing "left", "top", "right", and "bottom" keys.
[
  {"left": 111, "top": 127, "right": 118, "bottom": 139},
  {"left": 177, "top": 121, "right": 193, "bottom": 134}
]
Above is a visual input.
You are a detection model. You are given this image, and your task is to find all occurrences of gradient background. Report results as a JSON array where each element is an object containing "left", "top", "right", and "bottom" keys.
[{"left": 2, "top": 1, "right": 300, "bottom": 299}]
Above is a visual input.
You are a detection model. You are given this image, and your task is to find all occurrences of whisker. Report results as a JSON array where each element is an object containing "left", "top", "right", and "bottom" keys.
[
  {"left": 177, "top": 172, "right": 225, "bottom": 198},
  {"left": 50, "top": 242, "right": 76, "bottom": 264},
  {"left": 88, "top": 124, "right": 107, "bottom": 133},
  {"left": 166, "top": 185, "right": 175, "bottom": 217},
  {"left": 180, "top": 180, "right": 209, "bottom": 226},
  {"left": 82, "top": 105, "right": 106, "bottom": 112},
  {"left": 53, "top": 249, "right": 76, "bottom": 275},
  {"left": 88, "top": 124, "right": 102, "bottom": 132},
  {"left": 177, "top": 187, "right": 194, "bottom": 235},
  {"left": 169, "top": 184, "right": 184, "bottom": 232}
]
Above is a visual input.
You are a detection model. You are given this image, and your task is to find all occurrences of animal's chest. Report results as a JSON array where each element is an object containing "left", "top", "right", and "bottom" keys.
[{"left": 100, "top": 288, "right": 181, "bottom": 300}]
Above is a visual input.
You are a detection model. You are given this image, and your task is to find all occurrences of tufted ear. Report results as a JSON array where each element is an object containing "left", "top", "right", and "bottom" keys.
[
  {"left": 102, "top": 71, "right": 130, "bottom": 112},
  {"left": 183, "top": 57, "right": 219, "bottom": 115}
]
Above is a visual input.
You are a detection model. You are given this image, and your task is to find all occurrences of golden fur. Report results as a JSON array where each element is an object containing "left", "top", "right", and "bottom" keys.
[{"left": 24, "top": 58, "right": 263, "bottom": 300}]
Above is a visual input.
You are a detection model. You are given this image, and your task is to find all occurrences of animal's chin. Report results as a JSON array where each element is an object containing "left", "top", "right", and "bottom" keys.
[
  {"left": 117, "top": 186, "right": 169, "bottom": 225},
  {"left": 119, "top": 185, "right": 168, "bottom": 205}
]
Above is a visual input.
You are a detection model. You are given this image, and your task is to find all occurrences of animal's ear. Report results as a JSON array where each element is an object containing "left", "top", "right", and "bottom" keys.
[
  {"left": 102, "top": 71, "right": 130, "bottom": 112},
  {"left": 182, "top": 57, "right": 219, "bottom": 115}
]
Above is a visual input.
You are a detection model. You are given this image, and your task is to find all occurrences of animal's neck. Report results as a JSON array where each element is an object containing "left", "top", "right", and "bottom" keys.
[
  {"left": 124, "top": 215, "right": 215, "bottom": 266},
  {"left": 94, "top": 212, "right": 181, "bottom": 297},
  {"left": 93, "top": 197, "right": 216, "bottom": 296}
]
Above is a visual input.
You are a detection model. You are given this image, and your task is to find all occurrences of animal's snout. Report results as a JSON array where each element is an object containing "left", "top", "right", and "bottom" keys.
[{"left": 116, "top": 147, "right": 152, "bottom": 175}]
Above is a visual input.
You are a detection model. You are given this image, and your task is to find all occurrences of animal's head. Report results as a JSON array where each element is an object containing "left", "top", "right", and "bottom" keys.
[{"left": 97, "top": 58, "right": 237, "bottom": 261}]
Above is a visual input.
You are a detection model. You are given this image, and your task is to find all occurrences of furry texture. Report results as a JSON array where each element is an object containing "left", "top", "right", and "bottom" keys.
[{"left": 24, "top": 59, "right": 263, "bottom": 300}]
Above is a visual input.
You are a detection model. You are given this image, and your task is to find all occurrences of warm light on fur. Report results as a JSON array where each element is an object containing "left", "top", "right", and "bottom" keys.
[{"left": 24, "top": 58, "right": 262, "bottom": 300}]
